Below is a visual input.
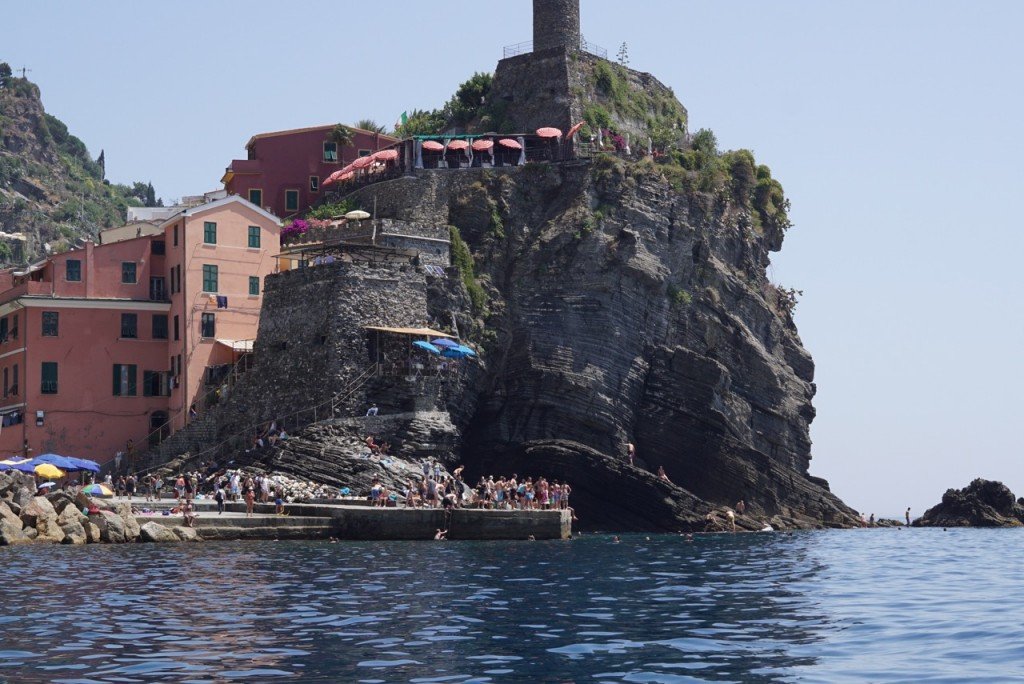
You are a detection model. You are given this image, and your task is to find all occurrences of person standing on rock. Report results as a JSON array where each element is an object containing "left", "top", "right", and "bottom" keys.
[
  {"left": 905, "top": 508, "right": 911, "bottom": 526},
  {"left": 735, "top": 500, "right": 746, "bottom": 516},
  {"left": 627, "top": 443, "right": 636, "bottom": 466},
  {"left": 245, "top": 487, "right": 256, "bottom": 517},
  {"left": 215, "top": 486, "right": 225, "bottom": 515}
]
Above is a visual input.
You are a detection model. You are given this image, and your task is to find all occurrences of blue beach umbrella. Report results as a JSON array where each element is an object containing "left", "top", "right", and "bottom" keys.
[
  {"left": 431, "top": 338, "right": 460, "bottom": 349},
  {"left": 34, "top": 454, "right": 80, "bottom": 471},
  {"left": 65, "top": 457, "right": 101, "bottom": 473},
  {"left": 413, "top": 341, "right": 441, "bottom": 355},
  {"left": 441, "top": 345, "right": 477, "bottom": 359}
]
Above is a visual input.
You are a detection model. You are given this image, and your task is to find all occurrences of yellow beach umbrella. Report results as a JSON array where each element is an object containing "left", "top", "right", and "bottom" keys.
[{"left": 34, "top": 463, "right": 65, "bottom": 479}]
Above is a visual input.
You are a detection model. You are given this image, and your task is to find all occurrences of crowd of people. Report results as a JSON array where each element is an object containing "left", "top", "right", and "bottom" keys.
[{"left": 365, "top": 460, "right": 573, "bottom": 514}]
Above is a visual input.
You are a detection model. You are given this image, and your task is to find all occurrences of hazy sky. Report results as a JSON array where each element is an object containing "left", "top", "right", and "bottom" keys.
[{"left": 4, "top": 1, "right": 1023, "bottom": 517}]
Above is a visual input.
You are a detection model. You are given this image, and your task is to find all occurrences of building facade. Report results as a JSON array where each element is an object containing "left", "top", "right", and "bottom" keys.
[
  {"left": 0, "top": 195, "right": 280, "bottom": 465},
  {"left": 221, "top": 125, "right": 398, "bottom": 219}
]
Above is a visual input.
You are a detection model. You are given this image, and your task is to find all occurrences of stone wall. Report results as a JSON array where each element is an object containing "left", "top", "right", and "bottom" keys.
[
  {"left": 489, "top": 49, "right": 574, "bottom": 134},
  {"left": 533, "top": 0, "right": 580, "bottom": 53}
]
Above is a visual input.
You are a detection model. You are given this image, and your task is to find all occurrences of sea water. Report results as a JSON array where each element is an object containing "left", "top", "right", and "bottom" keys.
[{"left": 1, "top": 528, "right": 1022, "bottom": 682}]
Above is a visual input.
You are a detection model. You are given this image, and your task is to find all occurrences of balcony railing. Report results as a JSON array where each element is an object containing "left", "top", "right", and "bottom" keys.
[{"left": 503, "top": 38, "right": 608, "bottom": 60}]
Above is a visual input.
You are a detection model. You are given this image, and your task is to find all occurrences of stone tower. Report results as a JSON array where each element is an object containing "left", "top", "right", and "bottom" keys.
[{"left": 533, "top": 0, "right": 580, "bottom": 52}]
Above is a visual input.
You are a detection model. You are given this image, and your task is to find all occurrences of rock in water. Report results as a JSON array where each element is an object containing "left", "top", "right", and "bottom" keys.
[
  {"left": 60, "top": 521, "right": 87, "bottom": 545},
  {"left": 0, "top": 519, "right": 30, "bottom": 545},
  {"left": 139, "top": 522, "right": 179, "bottom": 543},
  {"left": 172, "top": 526, "right": 200, "bottom": 542},
  {"left": 84, "top": 520, "right": 102, "bottom": 543},
  {"left": 116, "top": 503, "right": 141, "bottom": 542},
  {"left": 98, "top": 510, "right": 127, "bottom": 543},
  {"left": 918, "top": 478, "right": 1024, "bottom": 527}
]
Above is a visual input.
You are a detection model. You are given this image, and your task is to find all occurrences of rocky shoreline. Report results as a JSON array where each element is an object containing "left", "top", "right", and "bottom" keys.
[{"left": 1, "top": 471, "right": 199, "bottom": 545}]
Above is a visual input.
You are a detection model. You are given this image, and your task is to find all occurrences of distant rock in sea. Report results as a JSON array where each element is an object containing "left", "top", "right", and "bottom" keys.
[{"left": 916, "top": 478, "right": 1024, "bottom": 527}]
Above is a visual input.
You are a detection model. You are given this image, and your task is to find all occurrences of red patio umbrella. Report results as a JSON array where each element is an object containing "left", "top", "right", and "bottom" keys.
[
  {"left": 471, "top": 139, "right": 494, "bottom": 151},
  {"left": 536, "top": 127, "right": 562, "bottom": 138},
  {"left": 566, "top": 121, "right": 585, "bottom": 139},
  {"left": 351, "top": 155, "right": 374, "bottom": 170},
  {"left": 447, "top": 139, "right": 469, "bottom": 151},
  {"left": 498, "top": 138, "right": 522, "bottom": 150},
  {"left": 421, "top": 140, "right": 444, "bottom": 152},
  {"left": 372, "top": 149, "right": 399, "bottom": 161}
]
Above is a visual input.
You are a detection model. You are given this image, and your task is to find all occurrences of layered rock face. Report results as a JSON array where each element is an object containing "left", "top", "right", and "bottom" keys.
[
  {"left": 340, "top": 158, "right": 858, "bottom": 528},
  {"left": 917, "top": 479, "right": 1024, "bottom": 527}
]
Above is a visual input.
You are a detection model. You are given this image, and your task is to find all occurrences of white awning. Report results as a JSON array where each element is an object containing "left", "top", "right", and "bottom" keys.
[{"left": 216, "top": 339, "right": 254, "bottom": 352}]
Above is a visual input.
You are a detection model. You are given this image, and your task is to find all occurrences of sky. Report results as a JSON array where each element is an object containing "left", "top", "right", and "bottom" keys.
[{"left": 4, "top": 1, "right": 1023, "bottom": 518}]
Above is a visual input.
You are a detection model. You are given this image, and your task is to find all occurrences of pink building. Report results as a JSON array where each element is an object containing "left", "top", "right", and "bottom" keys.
[
  {"left": 0, "top": 195, "right": 280, "bottom": 465},
  {"left": 221, "top": 124, "right": 398, "bottom": 218}
]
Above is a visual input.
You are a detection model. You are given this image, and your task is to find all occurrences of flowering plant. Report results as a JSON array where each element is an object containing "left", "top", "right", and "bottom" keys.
[{"left": 280, "top": 218, "right": 310, "bottom": 241}]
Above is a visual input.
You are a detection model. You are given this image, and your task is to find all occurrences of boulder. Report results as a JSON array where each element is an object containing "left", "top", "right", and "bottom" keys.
[
  {"left": 5, "top": 499, "right": 21, "bottom": 515},
  {"left": 12, "top": 486, "right": 33, "bottom": 509},
  {"left": 22, "top": 526, "right": 38, "bottom": 540},
  {"left": 33, "top": 515, "right": 66, "bottom": 543},
  {"left": 57, "top": 505, "right": 86, "bottom": 527},
  {"left": 0, "top": 519, "right": 30, "bottom": 545},
  {"left": 139, "top": 521, "right": 178, "bottom": 543},
  {"left": 60, "top": 521, "right": 87, "bottom": 545},
  {"left": 116, "top": 503, "right": 141, "bottom": 542},
  {"left": 46, "top": 491, "right": 75, "bottom": 515},
  {"left": 917, "top": 478, "right": 1024, "bottom": 527},
  {"left": 0, "top": 501, "right": 22, "bottom": 530},
  {"left": 84, "top": 521, "right": 102, "bottom": 543},
  {"left": 20, "top": 496, "right": 57, "bottom": 529},
  {"left": 172, "top": 526, "right": 200, "bottom": 542},
  {"left": 98, "top": 510, "right": 126, "bottom": 543}
]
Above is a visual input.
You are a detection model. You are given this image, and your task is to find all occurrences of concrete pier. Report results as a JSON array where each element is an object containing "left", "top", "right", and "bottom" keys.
[{"left": 130, "top": 499, "right": 571, "bottom": 541}]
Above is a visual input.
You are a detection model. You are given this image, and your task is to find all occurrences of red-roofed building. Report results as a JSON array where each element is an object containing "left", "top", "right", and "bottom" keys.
[{"left": 221, "top": 124, "right": 398, "bottom": 218}]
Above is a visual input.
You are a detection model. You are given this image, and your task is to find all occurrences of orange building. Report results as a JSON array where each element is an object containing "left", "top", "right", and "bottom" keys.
[{"left": 0, "top": 195, "right": 280, "bottom": 464}]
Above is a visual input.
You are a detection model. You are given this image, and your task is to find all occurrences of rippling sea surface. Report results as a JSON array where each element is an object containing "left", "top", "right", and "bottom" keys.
[{"left": 2, "top": 529, "right": 1023, "bottom": 683}]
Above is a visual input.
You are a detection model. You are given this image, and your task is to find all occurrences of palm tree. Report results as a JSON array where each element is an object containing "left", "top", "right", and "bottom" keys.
[
  {"left": 356, "top": 119, "right": 386, "bottom": 134},
  {"left": 328, "top": 123, "right": 354, "bottom": 149}
]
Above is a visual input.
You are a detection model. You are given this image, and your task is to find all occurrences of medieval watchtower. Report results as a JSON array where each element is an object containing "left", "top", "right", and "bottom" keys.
[{"left": 533, "top": 0, "right": 580, "bottom": 53}]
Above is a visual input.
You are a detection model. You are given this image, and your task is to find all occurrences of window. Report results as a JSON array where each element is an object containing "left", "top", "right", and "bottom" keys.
[
  {"left": 285, "top": 190, "right": 299, "bottom": 213},
  {"left": 152, "top": 314, "right": 168, "bottom": 340},
  {"left": 248, "top": 189, "right": 263, "bottom": 207},
  {"left": 150, "top": 276, "right": 166, "bottom": 301},
  {"left": 249, "top": 276, "right": 260, "bottom": 295},
  {"left": 121, "top": 313, "right": 138, "bottom": 339},
  {"left": 358, "top": 149, "right": 371, "bottom": 157},
  {"left": 41, "top": 362, "right": 58, "bottom": 394},
  {"left": 3, "top": 368, "right": 7, "bottom": 397},
  {"left": 309, "top": 176, "right": 319, "bottom": 193},
  {"left": 11, "top": 364, "right": 17, "bottom": 396},
  {"left": 248, "top": 225, "right": 261, "bottom": 248},
  {"left": 66, "top": 259, "right": 82, "bottom": 282},
  {"left": 173, "top": 315, "right": 180, "bottom": 341},
  {"left": 42, "top": 311, "right": 58, "bottom": 337},
  {"left": 203, "top": 221, "right": 217, "bottom": 244},
  {"left": 0, "top": 317, "right": 6, "bottom": 343},
  {"left": 143, "top": 370, "right": 166, "bottom": 397},
  {"left": 173, "top": 225, "right": 179, "bottom": 247},
  {"left": 201, "top": 313, "right": 215, "bottom": 338},
  {"left": 9, "top": 314, "right": 16, "bottom": 340},
  {"left": 152, "top": 240, "right": 166, "bottom": 255},
  {"left": 323, "top": 141, "right": 338, "bottom": 162},
  {"left": 112, "top": 364, "right": 137, "bottom": 397},
  {"left": 202, "top": 264, "right": 218, "bottom": 292},
  {"left": 122, "top": 262, "right": 137, "bottom": 284}
]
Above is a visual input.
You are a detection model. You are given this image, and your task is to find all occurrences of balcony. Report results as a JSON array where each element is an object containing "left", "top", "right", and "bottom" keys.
[{"left": 221, "top": 159, "right": 262, "bottom": 185}]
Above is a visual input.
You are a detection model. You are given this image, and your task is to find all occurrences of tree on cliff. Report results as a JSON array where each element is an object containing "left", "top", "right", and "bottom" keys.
[
  {"left": 0, "top": 62, "right": 11, "bottom": 89},
  {"left": 356, "top": 119, "right": 386, "bottom": 134}
]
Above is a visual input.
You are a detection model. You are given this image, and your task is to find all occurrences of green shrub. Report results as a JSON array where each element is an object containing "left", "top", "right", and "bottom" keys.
[
  {"left": 667, "top": 284, "right": 693, "bottom": 306},
  {"left": 306, "top": 198, "right": 354, "bottom": 220},
  {"left": 449, "top": 226, "right": 487, "bottom": 312}
]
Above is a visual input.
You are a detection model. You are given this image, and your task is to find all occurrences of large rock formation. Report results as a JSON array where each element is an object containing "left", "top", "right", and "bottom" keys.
[{"left": 917, "top": 478, "right": 1024, "bottom": 527}]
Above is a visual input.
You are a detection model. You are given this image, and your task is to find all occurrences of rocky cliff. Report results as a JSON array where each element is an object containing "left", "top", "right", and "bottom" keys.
[
  {"left": 330, "top": 152, "right": 858, "bottom": 529},
  {"left": 0, "top": 66, "right": 158, "bottom": 264},
  {"left": 917, "top": 479, "right": 1024, "bottom": 527}
]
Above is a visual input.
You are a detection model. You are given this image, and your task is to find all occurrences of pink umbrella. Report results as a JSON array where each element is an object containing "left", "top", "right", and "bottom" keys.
[
  {"left": 421, "top": 140, "right": 444, "bottom": 152},
  {"left": 536, "top": 127, "right": 562, "bottom": 138},
  {"left": 351, "top": 155, "right": 374, "bottom": 170},
  {"left": 566, "top": 121, "right": 585, "bottom": 139},
  {"left": 372, "top": 149, "right": 399, "bottom": 161},
  {"left": 471, "top": 139, "right": 494, "bottom": 151},
  {"left": 498, "top": 138, "right": 522, "bottom": 150},
  {"left": 447, "top": 140, "right": 469, "bottom": 151}
]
